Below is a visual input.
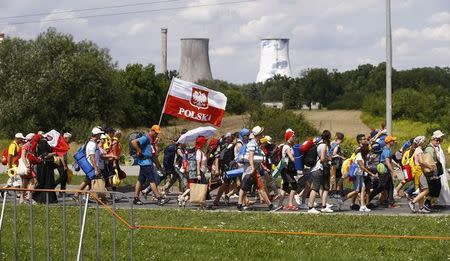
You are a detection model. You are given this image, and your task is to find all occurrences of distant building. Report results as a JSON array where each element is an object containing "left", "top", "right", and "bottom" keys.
[{"left": 263, "top": 102, "right": 284, "bottom": 109}]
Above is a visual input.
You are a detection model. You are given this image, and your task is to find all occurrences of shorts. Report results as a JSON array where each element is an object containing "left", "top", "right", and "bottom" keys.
[
  {"left": 331, "top": 158, "right": 343, "bottom": 179},
  {"left": 311, "top": 169, "right": 330, "bottom": 192},
  {"left": 363, "top": 175, "right": 372, "bottom": 189},
  {"left": 281, "top": 169, "right": 298, "bottom": 193},
  {"left": 138, "top": 165, "right": 158, "bottom": 184},
  {"left": 419, "top": 174, "right": 428, "bottom": 190},
  {"left": 428, "top": 177, "right": 441, "bottom": 197},
  {"left": 241, "top": 173, "right": 255, "bottom": 192},
  {"left": 7, "top": 175, "right": 22, "bottom": 187},
  {"left": 353, "top": 175, "right": 365, "bottom": 192},
  {"left": 296, "top": 174, "right": 310, "bottom": 191},
  {"left": 104, "top": 162, "right": 115, "bottom": 178}
]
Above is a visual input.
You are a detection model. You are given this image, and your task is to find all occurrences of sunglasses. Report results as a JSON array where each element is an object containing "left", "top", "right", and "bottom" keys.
[{"left": 433, "top": 138, "right": 442, "bottom": 142}]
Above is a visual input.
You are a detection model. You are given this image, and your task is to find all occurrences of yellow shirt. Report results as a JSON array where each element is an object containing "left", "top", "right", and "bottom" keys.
[
  {"left": 103, "top": 134, "right": 112, "bottom": 152},
  {"left": 8, "top": 141, "right": 19, "bottom": 156}
]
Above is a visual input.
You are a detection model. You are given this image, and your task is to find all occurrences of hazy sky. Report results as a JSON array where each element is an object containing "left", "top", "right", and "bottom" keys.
[{"left": 1, "top": 0, "right": 449, "bottom": 83}]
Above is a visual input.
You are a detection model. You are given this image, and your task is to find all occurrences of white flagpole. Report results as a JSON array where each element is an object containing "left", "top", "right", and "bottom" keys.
[{"left": 158, "top": 77, "right": 175, "bottom": 126}]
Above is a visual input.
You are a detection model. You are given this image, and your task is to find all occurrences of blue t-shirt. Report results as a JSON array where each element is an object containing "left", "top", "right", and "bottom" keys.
[
  {"left": 380, "top": 147, "right": 392, "bottom": 173},
  {"left": 136, "top": 134, "right": 153, "bottom": 166}
]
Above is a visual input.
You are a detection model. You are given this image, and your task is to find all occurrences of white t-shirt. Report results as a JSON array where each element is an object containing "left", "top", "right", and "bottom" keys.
[
  {"left": 243, "top": 139, "right": 260, "bottom": 176},
  {"left": 86, "top": 140, "right": 103, "bottom": 169},
  {"left": 355, "top": 152, "right": 364, "bottom": 176},
  {"left": 311, "top": 143, "right": 327, "bottom": 172},
  {"left": 282, "top": 144, "right": 292, "bottom": 164},
  {"left": 195, "top": 149, "right": 207, "bottom": 174}
]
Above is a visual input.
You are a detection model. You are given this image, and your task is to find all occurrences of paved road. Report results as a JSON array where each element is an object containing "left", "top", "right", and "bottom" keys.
[{"left": 6, "top": 183, "right": 443, "bottom": 216}]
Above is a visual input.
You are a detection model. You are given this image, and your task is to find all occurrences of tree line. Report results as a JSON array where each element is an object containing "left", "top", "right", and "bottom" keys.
[{"left": 1, "top": 28, "right": 448, "bottom": 138}]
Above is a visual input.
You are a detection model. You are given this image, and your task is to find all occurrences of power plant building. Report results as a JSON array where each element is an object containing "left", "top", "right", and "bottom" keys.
[
  {"left": 178, "top": 38, "right": 213, "bottom": 82},
  {"left": 256, "top": 38, "right": 292, "bottom": 82}
]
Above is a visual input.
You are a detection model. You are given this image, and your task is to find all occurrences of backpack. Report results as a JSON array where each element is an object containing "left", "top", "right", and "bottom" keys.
[
  {"left": 128, "top": 131, "right": 146, "bottom": 158},
  {"left": 236, "top": 143, "right": 248, "bottom": 163},
  {"left": 185, "top": 147, "right": 198, "bottom": 179},
  {"left": 327, "top": 142, "right": 339, "bottom": 157},
  {"left": 303, "top": 141, "right": 322, "bottom": 168},
  {"left": 163, "top": 143, "right": 177, "bottom": 170},
  {"left": 366, "top": 152, "right": 381, "bottom": 173},
  {"left": 219, "top": 143, "right": 235, "bottom": 171},
  {"left": 73, "top": 141, "right": 96, "bottom": 180},
  {"left": 269, "top": 144, "right": 283, "bottom": 166}
]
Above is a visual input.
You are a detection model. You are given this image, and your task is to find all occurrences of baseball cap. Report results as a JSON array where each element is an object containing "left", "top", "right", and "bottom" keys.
[
  {"left": 100, "top": 134, "right": 107, "bottom": 139},
  {"left": 15, "top": 133, "right": 25, "bottom": 139},
  {"left": 91, "top": 127, "right": 104, "bottom": 135},
  {"left": 384, "top": 135, "right": 397, "bottom": 143},
  {"left": 63, "top": 132, "right": 72, "bottom": 138},
  {"left": 432, "top": 130, "right": 444, "bottom": 139},
  {"left": 151, "top": 125, "right": 161, "bottom": 134}
]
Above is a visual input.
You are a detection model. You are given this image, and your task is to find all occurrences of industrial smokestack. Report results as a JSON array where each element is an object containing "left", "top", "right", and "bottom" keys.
[
  {"left": 179, "top": 38, "right": 213, "bottom": 82},
  {"left": 161, "top": 28, "right": 168, "bottom": 73},
  {"left": 0, "top": 33, "right": 4, "bottom": 43},
  {"left": 256, "top": 38, "right": 292, "bottom": 83}
]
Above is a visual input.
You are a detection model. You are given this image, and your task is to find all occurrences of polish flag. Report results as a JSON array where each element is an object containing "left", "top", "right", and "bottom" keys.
[
  {"left": 162, "top": 78, "right": 227, "bottom": 126},
  {"left": 44, "top": 130, "right": 70, "bottom": 156}
]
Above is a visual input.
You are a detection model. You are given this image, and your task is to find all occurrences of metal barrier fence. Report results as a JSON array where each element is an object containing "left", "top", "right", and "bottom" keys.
[{"left": 0, "top": 187, "right": 134, "bottom": 261}]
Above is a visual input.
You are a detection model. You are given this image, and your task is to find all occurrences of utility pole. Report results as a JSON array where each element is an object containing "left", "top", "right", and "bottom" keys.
[{"left": 386, "top": 0, "right": 392, "bottom": 135}]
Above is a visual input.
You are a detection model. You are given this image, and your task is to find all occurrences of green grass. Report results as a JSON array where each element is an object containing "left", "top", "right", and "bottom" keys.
[{"left": 0, "top": 207, "right": 449, "bottom": 260}]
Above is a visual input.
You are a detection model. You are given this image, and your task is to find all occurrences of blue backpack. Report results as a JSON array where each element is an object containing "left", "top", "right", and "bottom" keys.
[
  {"left": 163, "top": 143, "right": 177, "bottom": 171},
  {"left": 73, "top": 141, "right": 96, "bottom": 180}
]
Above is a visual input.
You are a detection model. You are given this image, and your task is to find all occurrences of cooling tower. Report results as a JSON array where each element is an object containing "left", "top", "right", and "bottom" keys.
[
  {"left": 179, "top": 38, "right": 213, "bottom": 82},
  {"left": 256, "top": 39, "right": 292, "bottom": 82}
]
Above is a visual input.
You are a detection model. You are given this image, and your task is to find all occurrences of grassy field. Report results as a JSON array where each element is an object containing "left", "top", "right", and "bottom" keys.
[{"left": 0, "top": 207, "right": 449, "bottom": 260}]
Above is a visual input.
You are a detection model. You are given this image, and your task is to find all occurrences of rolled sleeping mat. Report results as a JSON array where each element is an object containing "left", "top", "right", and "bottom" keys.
[
  {"left": 293, "top": 144, "right": 304, "bottom": 171},
  {"left": 74, "top": 149, "right": 96, "bottom": 180},
  {"left": 299, "top": 139, "right": 314, "bottom": 154},
  {"left": 225, "top": 168, "right": 244, "bottom": 179}
]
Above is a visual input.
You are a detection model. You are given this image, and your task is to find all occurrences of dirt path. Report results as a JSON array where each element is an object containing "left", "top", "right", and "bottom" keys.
[{"left": 296, "top": 110, "right": 371, "bottom": 137}]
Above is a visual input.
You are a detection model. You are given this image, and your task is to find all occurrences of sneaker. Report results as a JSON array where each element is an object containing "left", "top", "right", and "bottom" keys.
[
  {"left": 157, "top": 198, "right": 170, "bottom": 206},
  {"left": 243, "top": 205, "right": 250, "bottom": 211},
  {"left": 388, "top": 203, "right": 400, "bottom": 209},
  {"left": 326, "top": 203, "right": 333, "bottom": 209},
  {"left": 336, "top": 198, "right": 344, "bottom": 211},
  {"left": 321, "top": 207, "right": 333, "bottom": 213},
  {"left": 308, "top": 208, "right": 320, "bottom": 214},
  {"left": 359, "top": 206, "right": 371, "bottom": 212},
  {"left": 230, "top": 194, "right": 239, "bottom": 199},
  {"left": 133, "top": 198, "right": 144, "bottom": 205},
  {"left": 294, "top": 194, "right": 301, "bottom": 205},
  {"left": 237, "top": 204, "right": 243, "bottom": 211},
  {"left": 418, "top": 208, "right": 430, "bottom": 214},
  {"left": 299, "top": 203, "right": 309, "bottom": 210},
  {"left": 408, "top": 201, "right": 416, "bottom": 212},
  {"left": 285, "top": 205, "right": 298, "bottom": 211},
  {"left": 177, "top": 195, "right": 183, "bottom": 207},
  {"left": 268, "top": 204, "right": 274, "bottom": 211}
]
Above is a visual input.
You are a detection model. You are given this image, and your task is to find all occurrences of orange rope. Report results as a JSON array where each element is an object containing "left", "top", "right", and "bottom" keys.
[{"left": 2, "top": 187, "right": 449, "bottom": 240}]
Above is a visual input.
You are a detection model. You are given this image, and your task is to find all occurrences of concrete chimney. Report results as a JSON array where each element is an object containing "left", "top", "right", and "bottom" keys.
[
  {"left": 161, "top": 28, "right": 168, "bottom": 73},
  {"left": 256, "top": 38, "right": 292, "bottom": 82},
  {"left": 179, "top": 38, "right": 213, "bottom": 82}
]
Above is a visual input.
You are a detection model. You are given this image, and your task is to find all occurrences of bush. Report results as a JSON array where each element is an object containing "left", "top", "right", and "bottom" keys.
[{"left": 247, "top": 106, "right": 318, "bottom": 143}]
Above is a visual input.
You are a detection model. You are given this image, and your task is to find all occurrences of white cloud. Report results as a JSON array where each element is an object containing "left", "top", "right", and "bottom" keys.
[
  {"left": 428, "top": 12, "right": 450, "bottom": 24},
  {"left": 211, "top": 46, "right": 235, "bottom": 57},
  {"left": 239, "top": 13, "right": 288, "bottom": 38}
]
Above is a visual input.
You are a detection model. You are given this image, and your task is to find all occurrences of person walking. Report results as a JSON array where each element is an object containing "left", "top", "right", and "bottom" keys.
[
  {"left": 368, "top": 136, "right": 399, "bottom": 208},
  {"left": 33, "top": 133, "right": 58, "bottom": 204},
  {"left": 55, "top": 132, "right": 72, "bottom": 196},
  {"left": 131, "top": 125, "right": 168, "bottom": 205},
  {"left": 308, "top": 130, "right": 333, "bottom": 213},
  {"left": 277, "top": 129, "right": 299, "bottom": 211},
  {"left": 408, "top": 136, "right": 434, "bottom": 213}
]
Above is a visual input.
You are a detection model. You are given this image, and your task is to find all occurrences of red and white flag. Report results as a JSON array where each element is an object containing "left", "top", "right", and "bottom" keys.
[
  {"left": 44, "top": 130, "right": 70, "bottom": 156},
  {"left": 162, "top": 78, "right": 227, "bottom": 126}
]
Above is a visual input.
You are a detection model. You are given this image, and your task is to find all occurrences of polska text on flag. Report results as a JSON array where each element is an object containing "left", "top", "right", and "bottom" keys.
[{"left": 162, "top": 78, "right": 227, "bottom": 127}]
